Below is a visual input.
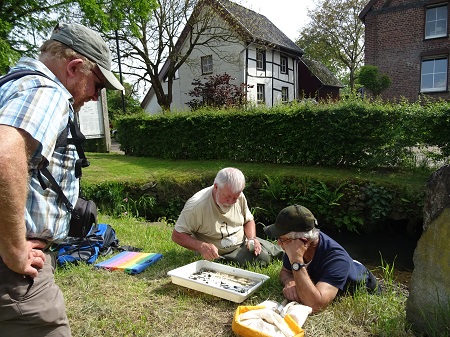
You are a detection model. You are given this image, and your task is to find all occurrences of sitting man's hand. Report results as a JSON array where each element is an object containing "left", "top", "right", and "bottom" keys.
[
  {"left": 247, "top": 238, "right": 262, "bottom": 256},
  {"left": 199, "top": 242, "right": 220, "bottom": 260}
]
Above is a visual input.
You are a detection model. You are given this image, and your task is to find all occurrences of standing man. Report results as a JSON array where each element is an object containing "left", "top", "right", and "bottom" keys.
[
  {"left": 0, "top": 23, "right": 123, "bottom": 336},
  {"left": 264, "top": 205, "right": 380, "bottom": 313},
  {"left": 172, "top": 167, "right": 283, "bottom": 266}
]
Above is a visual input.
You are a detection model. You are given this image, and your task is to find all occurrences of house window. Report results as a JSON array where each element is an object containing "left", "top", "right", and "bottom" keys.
[
  {"left": 281, "top": 87, "right": 289, "bottom": 103},
  {"left": 256, "top": 49, "right": 266, "bottom": 70},
  {"left": 425, "top": 5, "right": 448, "bottom": 39},
  {"left": 257, "top": 84, "right": 265, "bottom": 103},
  {"left": 201, "top": 55, "right": 213, "bottom": 74},
  {"left": 280, "top": 55, "right": 288, "bottom": 74},
  {"left": 421, "top": 57, "right": 448, "bottom": 92}
]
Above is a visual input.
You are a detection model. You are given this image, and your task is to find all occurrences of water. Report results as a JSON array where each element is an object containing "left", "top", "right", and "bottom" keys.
[
  {"left": 189, "top": 268, "right": 258, "bottom": 294},
  {"left": 327, "top": 227, "right": 417, "bottom": 286}
]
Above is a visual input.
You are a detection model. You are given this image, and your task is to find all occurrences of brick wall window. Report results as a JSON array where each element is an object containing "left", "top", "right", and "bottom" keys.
[
  {"left": 425, "top": 5, "right": 448, "bottom": 39},
  {"left": 257, "top": 84, "right": 265, "bottom": 103},
  {"left": 256, "top": 49, "right": 266, "bottom": 70},
  {"left": 281, "top": 87, "right": 289, "bottom": 102},
  {"left": 280, "top": 55, "right": 288, "bottom": 74},
  {"left": 201, "top": 55, "right": 213, "bottom": 74},
  {"left": 421, "top": 57, "right": 448, "bottom": 92}
]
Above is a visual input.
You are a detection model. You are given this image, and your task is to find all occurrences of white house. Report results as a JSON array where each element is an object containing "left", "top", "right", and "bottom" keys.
[{"left": 141, "top": 0, "right": 305, "bottom": 114}]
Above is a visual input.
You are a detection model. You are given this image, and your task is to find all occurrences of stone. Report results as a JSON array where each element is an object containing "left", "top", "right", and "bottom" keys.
[{"left": 406, "top": 165, "right": 450, "bottom": 335}]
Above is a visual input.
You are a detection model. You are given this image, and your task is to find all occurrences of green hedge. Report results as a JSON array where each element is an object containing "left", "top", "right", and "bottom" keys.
[
  {"left": 115, "top": 99, "right": 450, "bottom": 168},
  {"left": 103, "top": 98, "right": 441, "bottom": 234}
]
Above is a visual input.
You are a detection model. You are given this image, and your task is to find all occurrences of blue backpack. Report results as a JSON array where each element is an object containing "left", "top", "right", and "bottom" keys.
[{"left": 56, "top": 223, "right": 119, "bottom": 266}]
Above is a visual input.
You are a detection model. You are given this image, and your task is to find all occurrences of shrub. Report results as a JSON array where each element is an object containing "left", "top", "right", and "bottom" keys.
[
  {"left": 116, "top": 97, "right": 447, "bottom": 170},
  {"left": 82, "top": 174, "right": 424, "bottom": 234},
  {"left": 186, "top": 73, "right": 251, "bottom": 110}
]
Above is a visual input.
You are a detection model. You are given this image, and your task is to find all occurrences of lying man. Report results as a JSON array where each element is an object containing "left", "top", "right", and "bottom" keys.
[
  {"left": 264, "top": 204, "right": 380, "bottom": 312},
  {"left": 172, "top": 167, "right": 283, "bottom": 266}
]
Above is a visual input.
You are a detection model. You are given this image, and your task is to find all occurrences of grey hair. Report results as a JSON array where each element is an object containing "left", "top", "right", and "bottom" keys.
[
  {"left": 286, "top": 228, "right": 320, "bottom": 241},
  {"left": 39, "top": 40, "right": 96, "bottom": 74},
  {"left": 214, "top": 167, "right": 245, "bottom": 193}
]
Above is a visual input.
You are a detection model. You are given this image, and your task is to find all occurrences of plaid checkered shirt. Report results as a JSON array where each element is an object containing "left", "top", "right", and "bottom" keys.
[{"left": 0, "top": 57, "right": 79, "bottom": 242}]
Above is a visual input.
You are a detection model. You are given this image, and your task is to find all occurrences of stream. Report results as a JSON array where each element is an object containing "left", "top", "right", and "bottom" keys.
[{"left": 327, "top": 227, "right": 417, "bottom": 287}]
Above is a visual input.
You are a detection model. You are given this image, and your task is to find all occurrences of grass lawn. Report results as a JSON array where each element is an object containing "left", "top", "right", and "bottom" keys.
[
  {"left": 57, "top": 152, "right": 426, "bottom": 336},
  {"left": 56, "top": 214, "right": 415, "bottom": 337},
  {"left": 83, "top": 152, "right": 431, "bottom": 190}
]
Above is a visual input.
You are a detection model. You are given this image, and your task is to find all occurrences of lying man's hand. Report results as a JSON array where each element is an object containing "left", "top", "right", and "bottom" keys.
[{"left": 283, "top": 279, "right": 300, "bottom": 302}]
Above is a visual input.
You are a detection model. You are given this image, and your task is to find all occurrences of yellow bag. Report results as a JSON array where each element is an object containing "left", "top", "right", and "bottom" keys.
[{"left": 232, "top": 305, "right": 305, "bottom": 337}]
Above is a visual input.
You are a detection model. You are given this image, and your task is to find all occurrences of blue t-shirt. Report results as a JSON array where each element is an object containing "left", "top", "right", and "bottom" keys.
[{"left": 283, "top": 231, "right": 369, "bottom": 292}]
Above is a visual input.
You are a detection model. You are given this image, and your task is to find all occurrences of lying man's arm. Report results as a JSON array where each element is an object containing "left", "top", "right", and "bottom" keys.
[
  {"left": 281, "top": 238, "right": 339, "bottom": 312},
  {"left": 280, "top": 265, "right": 339, "bottom": 313}
]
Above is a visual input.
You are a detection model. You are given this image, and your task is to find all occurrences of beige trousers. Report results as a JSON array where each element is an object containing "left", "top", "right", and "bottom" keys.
[{"left": 0, "top": 252, "right": 71, "bottom": 337}]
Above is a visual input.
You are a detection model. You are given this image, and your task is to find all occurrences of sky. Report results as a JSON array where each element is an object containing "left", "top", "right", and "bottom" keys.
[{"left": 233, "top": 0, "right": 316, "bottom": 41}]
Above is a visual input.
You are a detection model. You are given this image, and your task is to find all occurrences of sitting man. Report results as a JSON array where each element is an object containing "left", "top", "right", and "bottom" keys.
[
  {"left": 172, "top": 167, "right": 283, "bottom": 266},
  {"left": 264, "top": 204, "right": 380, "bottom": 313}
]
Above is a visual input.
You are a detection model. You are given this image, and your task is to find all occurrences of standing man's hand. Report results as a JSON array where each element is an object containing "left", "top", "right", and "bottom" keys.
[{"left": 2, "top": 240, "right": 46, "bottom": 278}]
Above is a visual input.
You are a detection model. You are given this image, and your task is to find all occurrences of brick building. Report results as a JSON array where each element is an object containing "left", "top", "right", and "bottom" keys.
[{"left": 360, "top": 0, "right": 450, "bottom": 102}]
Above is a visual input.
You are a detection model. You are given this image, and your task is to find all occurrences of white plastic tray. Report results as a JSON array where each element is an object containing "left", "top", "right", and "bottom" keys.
[{"left": 167, "top": 260, "right": 269, "bottom": 303}]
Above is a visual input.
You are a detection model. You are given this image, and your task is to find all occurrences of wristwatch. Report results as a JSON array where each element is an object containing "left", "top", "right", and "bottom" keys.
[{"left": 292, "top": 262, "right": 306, "bottom": 271}]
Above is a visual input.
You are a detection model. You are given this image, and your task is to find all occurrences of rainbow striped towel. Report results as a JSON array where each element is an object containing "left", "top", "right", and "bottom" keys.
[{"left": 95, "top": 251, "right": 163, "bottom": 275}]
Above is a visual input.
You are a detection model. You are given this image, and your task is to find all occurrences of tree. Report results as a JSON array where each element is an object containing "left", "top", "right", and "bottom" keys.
[
  {"left": 107, "top": 81, "right": 144, "bottom": 122},
  {"left": 75, "top": 0, "right": 241, "bottom": 112},
  {"left": 186, "top": 73, "right": 251, "bottom": 110},
  {"left": 296, "top": 0, "right": 366, "bottom": 91},
  {"left": 357, "top": 65, "right": 391, "bottom": 97},
  {"left": 0, "top": 0, "right": 71, "bottom": 73}
]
